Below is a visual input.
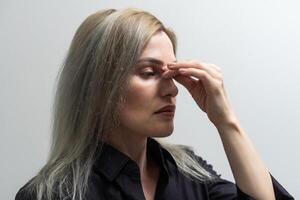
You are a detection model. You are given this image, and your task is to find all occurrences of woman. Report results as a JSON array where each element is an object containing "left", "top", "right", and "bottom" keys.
[{"left": 15, "top": 8, "right": 294, "bottom": 200}]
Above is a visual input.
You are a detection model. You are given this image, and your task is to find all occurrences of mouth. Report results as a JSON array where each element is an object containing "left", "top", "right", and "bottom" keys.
[
  {"left": 154, "top": 111, "right": 175, "bottom": 117},
  {"left": 154, "top": 105, "right": 176, "bottom": 118},
  {"left": 154, "top": 105, "right": 175, "bottom": 113}
]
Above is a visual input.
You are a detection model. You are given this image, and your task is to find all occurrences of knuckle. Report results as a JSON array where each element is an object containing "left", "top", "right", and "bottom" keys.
[
  {"left": 212, "top": 86, "right": 221, "bottom": 94},
  {"left": 218, "top": 73, "right": 224, "bottom": 80},
  {"left": 190, "top": 60, "right": 199, "bottom": 65},
  {"left": 217, "top": 80, "right": 224, "bottom": 88},
  {"left": 211, "top": 64, "right": 221, "bottom": 71}
]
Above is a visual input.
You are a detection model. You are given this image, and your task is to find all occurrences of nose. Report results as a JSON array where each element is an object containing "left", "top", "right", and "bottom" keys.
[{"left": 159, "top": 77, "right": 178, "bottom": 97}]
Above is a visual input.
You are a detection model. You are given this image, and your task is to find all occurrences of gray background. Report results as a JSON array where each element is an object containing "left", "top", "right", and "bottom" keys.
[{"left": 1, "top": 0, "right": 299, "bottom": 199}]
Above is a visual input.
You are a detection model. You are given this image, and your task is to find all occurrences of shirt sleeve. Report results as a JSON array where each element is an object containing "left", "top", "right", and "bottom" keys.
[
  {"left": 15, "top": 186, "right": 36, "bottom": 200},
  {"left": 187, "top": 149, "right": 294, "bottom": 200}
]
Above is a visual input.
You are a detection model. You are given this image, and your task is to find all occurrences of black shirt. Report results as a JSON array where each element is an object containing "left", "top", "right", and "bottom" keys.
[{"left": 16, "top": 137, "right": 294, "bottom": 200}]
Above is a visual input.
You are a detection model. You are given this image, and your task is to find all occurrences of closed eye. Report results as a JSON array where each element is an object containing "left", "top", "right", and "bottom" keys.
[
  {"left": 136, "top": 62, "right": 164, "bottom": 79},
  {"left": 141, "top": 71, "right": 156, "bottom": 77}
]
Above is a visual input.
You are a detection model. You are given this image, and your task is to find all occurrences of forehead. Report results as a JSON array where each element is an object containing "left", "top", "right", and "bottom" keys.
[
  {"left": 136, "top": 58, "right": 176, "bottom": 70},
  {"left": 138, "top": 31, "right": 176, "bottom": 66}
]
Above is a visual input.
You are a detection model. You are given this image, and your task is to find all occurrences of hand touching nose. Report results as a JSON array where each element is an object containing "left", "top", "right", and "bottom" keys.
[{"left": 162, "top": 60, "right": 236, "bottom": 126}]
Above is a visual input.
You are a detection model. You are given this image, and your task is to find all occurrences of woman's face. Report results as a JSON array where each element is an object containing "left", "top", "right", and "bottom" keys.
[{"left": 117, "top": 31, "right": 178, "bottom": 138}]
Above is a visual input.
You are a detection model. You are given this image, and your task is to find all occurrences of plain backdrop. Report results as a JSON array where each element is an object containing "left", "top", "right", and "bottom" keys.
[{"left": 1, "top": 0, "right": 299, "bottom": 199}]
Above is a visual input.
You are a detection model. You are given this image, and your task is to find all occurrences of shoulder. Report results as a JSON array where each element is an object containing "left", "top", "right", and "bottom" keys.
[
  {"left": 15, "top": 179, "right": 36, "bottom": 200},
  {"left": 160, "top": 142, "right": 221, "bottom": 180},
  {"left": 15, "top": 177, "right": 61, "bottom": 200},
  {"left": 187, "top": 149, "right": 221, "bottom": 177},
  {"left": 180, "top": 145, "right": 221, "bottom": 178}
]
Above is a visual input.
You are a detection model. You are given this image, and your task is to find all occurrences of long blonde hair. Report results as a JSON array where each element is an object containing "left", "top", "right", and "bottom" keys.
[{"left": 24, "top": 8, "right": 217, "bottom": 200}]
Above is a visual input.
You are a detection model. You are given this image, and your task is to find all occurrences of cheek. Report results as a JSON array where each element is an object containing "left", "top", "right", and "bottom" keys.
[
  {"left": 126, "top": 78, "right": 157, "bottom": 109},
  {"left": 120, "top": 86, "right": 153, "bottom": 129},
  {"left": 117, "top": 78, "right": 174, "bottom": 136},
  {"left": 119, "top": 79, "right": 157, "bottom": 120}
]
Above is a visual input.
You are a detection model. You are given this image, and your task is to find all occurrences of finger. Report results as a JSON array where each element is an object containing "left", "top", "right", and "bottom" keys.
[
  {"left": 201, "top": 63, "right": 223, "bottom": 79},
  {"left": 178, "top": 68, "right": 215, "bottom": 91},
  {"left": 173, "top": 74, "right": 197, "bottom": 91},
  {"left": 168, "top": 61, "right": 220, "bottom": 79},
  {"left": 162, "top": 69, "right": 180, "bottom": 79},
  {"left": 210, "top": 63, "right": 222, "bottom": 72}
]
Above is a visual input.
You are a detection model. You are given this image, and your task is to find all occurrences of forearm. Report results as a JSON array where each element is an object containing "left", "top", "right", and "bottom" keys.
[{"left": 215, "top": 116, "right": 275, "bottom": 200}]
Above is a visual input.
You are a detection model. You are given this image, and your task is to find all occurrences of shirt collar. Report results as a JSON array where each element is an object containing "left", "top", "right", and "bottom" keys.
[{"left": 93, "top": 137, "right": 177, "bottom": 182}]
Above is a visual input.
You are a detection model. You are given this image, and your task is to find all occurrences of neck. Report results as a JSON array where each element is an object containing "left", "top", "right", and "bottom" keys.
[
  {"left": 104, "top": 128, "right": 151, "bottom": 174},
  {"left": 102, "top": 127, "right": 161, "bottom": 199}
]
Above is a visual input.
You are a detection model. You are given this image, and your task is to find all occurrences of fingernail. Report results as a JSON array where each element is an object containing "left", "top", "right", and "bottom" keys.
[{"left": 179, "top": 68, "right": 187, "bottom": 73}]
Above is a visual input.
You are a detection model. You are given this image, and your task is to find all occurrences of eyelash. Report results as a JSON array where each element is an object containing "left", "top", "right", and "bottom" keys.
[
  {"left": 138, "top": 64, "right": 162, "bottom": 78},
  {"left": 142, "top": 71, "right": 156, "bottom": 77}
]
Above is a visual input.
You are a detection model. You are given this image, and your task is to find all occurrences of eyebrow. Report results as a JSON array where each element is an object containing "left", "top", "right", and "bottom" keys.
[{"left": 137, "top": 58, "right": 177, "bottom": 66}]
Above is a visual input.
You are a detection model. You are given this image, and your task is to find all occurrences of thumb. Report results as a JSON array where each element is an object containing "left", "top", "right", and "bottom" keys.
[{"left": 173, "top": 75, "right": 195, "bottom": 92}]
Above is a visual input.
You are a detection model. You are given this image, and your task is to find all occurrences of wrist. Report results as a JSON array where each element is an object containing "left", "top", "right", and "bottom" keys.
[{"left": 213, "top": 114, "right": 240, "bottom": 130}]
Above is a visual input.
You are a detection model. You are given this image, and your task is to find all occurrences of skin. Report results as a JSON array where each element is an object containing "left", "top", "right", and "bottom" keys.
[
  {"left": 106, "top": 31, "right": 276, "bottom": 200},
  {"left": 106, "top": 31, "right": 178, "bottom": 199}
]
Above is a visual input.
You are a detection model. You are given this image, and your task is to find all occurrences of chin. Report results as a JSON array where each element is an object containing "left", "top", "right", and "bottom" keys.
[{"left": 151, "top": 128, "right": 174, "bottom": 138}]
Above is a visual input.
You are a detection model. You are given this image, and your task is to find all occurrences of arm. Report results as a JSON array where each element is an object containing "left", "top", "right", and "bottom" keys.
[
  {"left": 165, "top": 60, "right": 277, "bottom": 199},
  {"left": 215, "top": 116, "right": 275, "bottom": 199},
  {"left": 189, "top": 148, "right": 294, "bottom": 199}
]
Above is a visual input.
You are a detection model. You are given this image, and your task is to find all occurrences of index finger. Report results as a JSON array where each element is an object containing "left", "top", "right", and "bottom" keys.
[{"left": 167, "top": 60, "right": 220, "bottom": 79}]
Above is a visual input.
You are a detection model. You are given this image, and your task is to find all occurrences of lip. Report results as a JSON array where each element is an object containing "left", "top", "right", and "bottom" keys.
[
  {"left": 155, "top": 111, "right": 175, "bottom": 118},
  {"left": 154, "top": 105, "right": 176, "bottom": 114}
]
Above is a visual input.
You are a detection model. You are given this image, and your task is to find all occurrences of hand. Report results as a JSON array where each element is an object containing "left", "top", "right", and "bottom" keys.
[{"left": 162, "top": 60, "right": 236, "bottom": 126}]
